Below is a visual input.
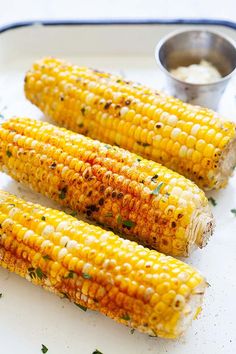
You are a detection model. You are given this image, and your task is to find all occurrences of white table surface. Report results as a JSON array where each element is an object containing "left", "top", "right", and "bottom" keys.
[
  {"left": 0, "top": 2, "right": 236, "bottom": 354},
  {"left": 0, "top": 0, "right": 235, "bottom": 26}
]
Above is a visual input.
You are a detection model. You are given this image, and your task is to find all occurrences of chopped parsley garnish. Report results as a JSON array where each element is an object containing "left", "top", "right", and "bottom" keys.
[
  {"left": 82, "top": 272, "right": 92, "bottom": 279},
  {"left": 0, "top": 293, "right": 2, "bottom": 298},
  {"left": 70, "top": 211, "right": 77, "bottom": 217},
  {"left": 136, "top": 158, "right": 142, "bottom": 162},
  {"left": 35, "top": 267, "right": 46, "bottom": 280},
  {"left": 64, "top": 271, "right": 75, "bottom": 279},
  {"left": 123, "top": 220, "right": 135, "bottom": 228},
  {"left": 41, "top": 216, "right": 46, "bottom": 221},
  {"left": 208, "top": 197, "right": 217, "bottom": 206},
  {"left": 64, "top": 209, "right": 77, "bottom": 217},
  {"left": 117, "top": 215, "right": 122, "bottom": 224},
  {"left": 151, "top": 182, "right": 164, "bottom": 195},
  {"left": 43, "top": 255, "right": 52, "bottom": 261},
  {"left": 6, "top": 150, "right": 12, "bottom": 157},
  {"left": 59, "top": 186, "right": 67, "bottom": 200},
  {"left": 41, "top": 344, "right": 48, "bottom": 353},
  {"left": 74, "top": 303, "right": 87, "bottom": 311},
  {"left": 117, "top": 215, "right": 135, "bottom": 228},
  {"left": 231, "top": 209, "right": 236, "bottom": 216},
  {"left": 92, "top": 350, "right": 103, "bottom": 354},
  {"left": 121, "top": 314, "right": 131, "bottom": 321},
  {"left": 130, "top": 328, "right": 135, "bottom": 334},
  {"left": 105, "top": 212, "right": 113, "bottom": 217},
  {"left": 28, "top": 267, "right": 46, "bottom": 280}
]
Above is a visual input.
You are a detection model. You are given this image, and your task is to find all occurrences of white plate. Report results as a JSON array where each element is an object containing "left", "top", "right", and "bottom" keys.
[{"left": 0, "top": 21, "right": 236, "bottom": 354}]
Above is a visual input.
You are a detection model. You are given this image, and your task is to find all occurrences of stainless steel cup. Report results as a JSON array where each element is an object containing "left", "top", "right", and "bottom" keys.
[{"left": 155, "top": 29, "right": 236, "bottom": 110}]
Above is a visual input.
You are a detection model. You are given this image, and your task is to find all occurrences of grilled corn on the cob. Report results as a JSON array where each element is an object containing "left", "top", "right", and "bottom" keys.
[
  {"left": 0, "top": 117, "right": 214, "bottom": 257},
  {"left": 24, "top": 57, "right": 236, "bottom": 190},
  {"left": 0, "top": 190, "right": 206, "bottom": 338}
]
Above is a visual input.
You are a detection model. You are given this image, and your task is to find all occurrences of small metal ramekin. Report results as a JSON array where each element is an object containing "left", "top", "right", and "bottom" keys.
[{"left": 155, "top": 29, "right": 236, "bottom": 110}]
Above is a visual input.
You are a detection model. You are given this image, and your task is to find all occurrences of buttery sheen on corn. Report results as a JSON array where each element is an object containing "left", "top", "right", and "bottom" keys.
[
  {"left": 0, "top": 117, "right": 214, "bottom": 257},
  {"left": 0, "top": 191, "right": 206, "bottom": 338},
  {"left": 24, "top": 57, "right": 236, "bottom": 190}
]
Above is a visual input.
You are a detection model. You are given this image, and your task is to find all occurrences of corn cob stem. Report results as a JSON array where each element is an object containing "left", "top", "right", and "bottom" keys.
[
  {"left": 24, "top": 57, "right": 236, "bottom": 190},
  {"left": 0, "top": 190, "right": 206, "bottom": 338},
  {"left": 0, "top": 117, "right": 214, "bottom": 257}
]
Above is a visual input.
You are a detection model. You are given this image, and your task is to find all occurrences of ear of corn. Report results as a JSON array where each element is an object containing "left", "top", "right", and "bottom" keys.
[
  {"left": 24, "top": 57, "right": 236, "bottom": 190},
  {"left": 0, "top": 117, "right": 214, "bottom": 257},
  {"left": 0, "top": 190, "right": 206, "bottom": 338}
]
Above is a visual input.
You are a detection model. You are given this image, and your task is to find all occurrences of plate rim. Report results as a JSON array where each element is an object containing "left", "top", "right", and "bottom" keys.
[{"left": 0, "top": 18, "right": 236, "bottom": 35}]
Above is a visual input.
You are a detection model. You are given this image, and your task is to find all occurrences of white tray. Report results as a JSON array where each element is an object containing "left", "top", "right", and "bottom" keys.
[{"left": 0, "top": 20, "right": 236, "bottom": 354}]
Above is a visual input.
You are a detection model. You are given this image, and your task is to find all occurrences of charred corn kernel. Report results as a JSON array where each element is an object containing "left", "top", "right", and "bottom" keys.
[
  {"left": 24, "top": 57, "right": 236, "bottom": 190},
  {"left": 0, "top": 191, "right": 207, "bottom": 339},
  {"left": 0, "top": 117, "right": 214, "bottom": 257}
]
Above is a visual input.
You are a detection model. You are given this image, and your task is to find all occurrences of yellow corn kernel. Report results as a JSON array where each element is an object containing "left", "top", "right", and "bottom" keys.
[
  {"left": 0, "top": 117, "right": 214, "bottom": 257},
  {"left": 0, "top": 190, "right": 207, "bottom": 338},
  {"left": 25, "top": 57, "right": 236, "bottom": 190}
]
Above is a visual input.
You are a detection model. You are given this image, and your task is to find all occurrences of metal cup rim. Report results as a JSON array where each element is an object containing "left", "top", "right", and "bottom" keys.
[{"left": 155, "top": 28, "right": 236, "bottom": 87}]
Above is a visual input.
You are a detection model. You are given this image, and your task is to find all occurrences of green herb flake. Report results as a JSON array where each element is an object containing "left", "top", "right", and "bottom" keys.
[
  {"left": 43, "top": 255, "right": 51, "bottom": 261},
  {"left": 117, "top": 215, "right": 135, "bottom": 228},
  {"left": 82, "top": 272, "right": 92, "bottom": 280},
  {"left": 36, "top": 267, "right": 46, "bottom": 280},
  {"left": 64, "top": 271, "right": 75, "bottom": 279},
  {"left": 64, "top": 209, "right": 77, "bottom": 217},
  {"left": 59, "top": 187, "right": 67, "bottom": 200},
  {"left": 92, "top": 350, "right": 103, "bottom": 354},
  {"left": 208, "top": 197, "right": 217, "bottom": 206},
  {"left": 130, "top": 328, "right": 135, "bottom": 334},
  {"left": 231, "top": 209, "right": 236, "bottom": 216},
  {"left": 117, "top": 214, "right": 123, "bottom": 224},
  {"left": 151, "top": 182, "right": 164, "bottom": 195},
  {"left": 105, "top": 212, "right": 113, "bottom": 217},
  {"left": 41, "top": 344, "right": 48, "bottom": 353},
  {"left": 41, "top": 216, "right": 46, "bottom": 221},
  {"left": 136, "top": 158, "right": 142, "bottom": 162},
  {"left": 0, "top": 293, "right": 2, "bottom": 298},
  {"left": 123, "top": 220, "right": 136, "bottom": 228},
  {"left": 121, "top": 313, "right": 131, "bottom": 321},
  {"left": 78, "top": 123, "right": 84, "bottom": 128},
  {"left": 6, "top": 150, "right": 12, "bottom": 158},
  {"left": 74, "top": 302, "right": 87, "bottom": 312}
]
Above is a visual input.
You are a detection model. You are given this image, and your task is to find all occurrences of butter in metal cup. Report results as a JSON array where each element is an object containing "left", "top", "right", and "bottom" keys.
[{"left": 155, "top": 29, "right": 236, "bottom": 110}]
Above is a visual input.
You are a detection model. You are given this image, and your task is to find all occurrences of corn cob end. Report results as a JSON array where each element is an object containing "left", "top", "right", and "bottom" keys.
[
  {"left": 214, "top": 134, "right": 236, "bottom": 189},
  {"left": 187, "top": 206, "right": 215, "bottom": 255},
  {"left": 0, "top": 190, "right": 207, "bottom": 339}
]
